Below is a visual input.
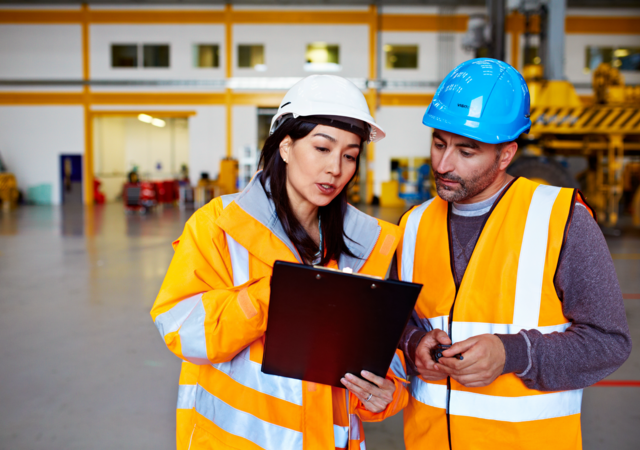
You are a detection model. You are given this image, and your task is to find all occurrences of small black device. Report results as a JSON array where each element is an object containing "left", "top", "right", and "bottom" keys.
[{"left": 431, "top": 344, "right": 463, "bottom": 363}]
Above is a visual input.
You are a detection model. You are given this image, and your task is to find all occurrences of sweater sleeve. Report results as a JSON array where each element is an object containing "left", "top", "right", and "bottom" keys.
[{"left": 498, "top": 205, "right": 632, "bottom": 391}]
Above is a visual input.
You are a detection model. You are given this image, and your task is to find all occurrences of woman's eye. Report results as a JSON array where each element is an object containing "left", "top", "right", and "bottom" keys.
[
  {"left": 344, "top": 154, "right": 356, "bottom": 161},
  {"left": 315, "top": 146, "right": 329, "bottom": 152}
]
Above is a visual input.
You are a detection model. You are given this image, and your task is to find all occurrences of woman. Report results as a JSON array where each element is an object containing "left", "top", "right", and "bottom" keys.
[{"left": 151, "top": 75, "right": 408, "bottom": 450}]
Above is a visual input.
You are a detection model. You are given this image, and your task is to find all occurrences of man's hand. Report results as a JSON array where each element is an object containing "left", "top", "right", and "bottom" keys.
[
  {"left": 414, "top": 329, "right": 452, "bottom": 381},
  {"left": 436, "top": 334, "right": 505, "bottom": 387}
]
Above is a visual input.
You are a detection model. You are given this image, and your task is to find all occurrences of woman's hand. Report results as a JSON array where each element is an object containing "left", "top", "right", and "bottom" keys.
[{"left": 340, "top": 371, "right": 396, "bottom": 413}]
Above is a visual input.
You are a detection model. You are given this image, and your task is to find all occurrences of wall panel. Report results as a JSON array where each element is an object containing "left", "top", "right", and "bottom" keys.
[{"left": 0, "top": 106, "right": 84, "bottom": 205}]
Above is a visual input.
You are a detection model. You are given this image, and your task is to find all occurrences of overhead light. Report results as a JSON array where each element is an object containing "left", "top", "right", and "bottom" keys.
[
  {"left": 614, "top": 49, "right": 629, "bottom": 58},
  {"left": 138, "top": 113, "right": 152, "bottom": 123},
  {"left": 254, "top": 64, "right": 267, "bottom": 72},
  {"left": 151, "top": 118, "right": 166, "bottom": 127}
]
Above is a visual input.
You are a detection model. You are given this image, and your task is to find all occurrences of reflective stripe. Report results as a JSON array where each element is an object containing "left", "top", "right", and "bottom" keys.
[
  {"left": 411, "top": 377, "right": 448, "bottom": 410},
  {"left": 418, "top": 315, "right": 449, "bottom": 335},
  {"left": 212, "top": 347, "right": 303, "bottom": 406},
  {"left": 222, "top": 193, "right": 250, "bottom": 288},
  {"left": 154, "top": 293, "right": 210, "bottom": 364},
  {"left": 420, "top": 316, "right": 569, "bottom": 341},
  {"left": 349, "top": 414, "right": 361, "bottom": 440},
  {"left": 401, "top": 199, "right": 433, "bottom": 282},
  {"left": 220, "top": 193, "right": 238, "bottom": 209},
  {"left": 450, "top": 388, "right": 583, "bottom": 422},
  {"left": 334, "top": 424, "right": 349, "bottom": 448},
  {"left": 154, "top": 294, "right": 201, "bottom": 338},
  {"left": 451, "top": 321, "right": 570, "bottom": 343},
  {"left": 177, "top": 297, "right": 209, "bottom": 365},
  {"left": 513, "top": 185, "right": 561, "bottom": 328},
  {"left": 411, "top": 377, "right": 582, "bottom": 422},
  {"left": 226, "top": 233, "right": 250, "bottom": 286},
  {"left": 177, "top": 384, "right": 197, "bottom": 410},
  {"left": 196, "top": 385, "right": 303, "bottom": 450},
  {"left": 389, "top": 352, "right": 407, "bottom": 381},
  {"left": 360, "top": 442, "right": 367, "bottom": 450}
]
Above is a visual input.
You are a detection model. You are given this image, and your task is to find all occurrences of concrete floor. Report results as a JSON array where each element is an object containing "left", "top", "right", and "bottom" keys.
[{"left": 0, "top": 203, "right": 638, "bottom": 449}]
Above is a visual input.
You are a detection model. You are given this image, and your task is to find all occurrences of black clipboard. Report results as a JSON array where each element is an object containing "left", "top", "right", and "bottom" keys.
[{"left": 261, "top": 261, "right": 422, "bottom": 388}]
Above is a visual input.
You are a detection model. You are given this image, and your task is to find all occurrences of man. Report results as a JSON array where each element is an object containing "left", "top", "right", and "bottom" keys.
[{"left": 397, "top": 58, "right": 631, "bottom": 449}]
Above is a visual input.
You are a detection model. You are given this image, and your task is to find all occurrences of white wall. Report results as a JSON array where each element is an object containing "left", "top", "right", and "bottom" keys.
[
  {"left": 0, "top": 25, "right": 82, "bottom": 79},
  {"left": 233, "top": 24, "right": 369, "bottom": 78},
  {"left": 566, "top": 34, "right": 640, "bottom": 85},
  {"left": 90, "top": 24, "right": 226, "bottom": 89},
  {"left": 232, "top": 105, "right": 258, "bottom": 159},
  {"left": 374, "top": 106, "right": 432, "bottom": 196},
  {"left": 0, "top": 106, "right": 84, "bottom": 205},
  {"left": 380, "top": 32, "right": 438, "bottom": 86},
  {"left": 188, "top": 106, "right": 226, "bottom": 185}
]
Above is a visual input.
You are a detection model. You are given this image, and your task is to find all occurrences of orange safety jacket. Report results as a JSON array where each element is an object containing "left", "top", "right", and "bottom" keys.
[
  {"left": 398, "top": 177, "right": 593, "bottom": 450},
  {"left": 151, "top": 174, "right": 409, "bottom": 450}
]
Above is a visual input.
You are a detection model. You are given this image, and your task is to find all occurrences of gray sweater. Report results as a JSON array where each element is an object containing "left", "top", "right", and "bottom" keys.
[{"left": 398, "top": 193, "right": 632, "bottom": 391}]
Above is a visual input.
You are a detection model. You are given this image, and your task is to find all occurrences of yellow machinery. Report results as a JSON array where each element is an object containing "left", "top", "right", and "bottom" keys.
[
  {"left": 218, "top": 157, "right": 239, "bottom": 195},
  {"left": 0, "top": 152, "right": 19, "bottom": 211},
  {"left": 0, "top": 172, "right": 19, "bottom": 211},
  {"left": 519, "top": 64, "right": 640, "bottom": 227}
]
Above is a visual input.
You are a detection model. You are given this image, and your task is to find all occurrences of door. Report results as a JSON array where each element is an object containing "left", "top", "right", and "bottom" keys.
[{"left": 61, "top": 154, "right": 83, "bottom": 204}]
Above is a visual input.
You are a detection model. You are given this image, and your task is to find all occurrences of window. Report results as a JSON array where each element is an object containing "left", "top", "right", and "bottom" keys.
[
  {"left": 384, "top": 45, "right": 418, "bottom": 69},
  {"left": 238, "top": 45, "right": 265, "bottom": 70},
  {"left": 194, "top": 44, "right": 220, "bottom": 68},
  {"left": 111, "top": 44, "right": 170, "bottom": 68},
  {"left": 143, "top": 44, "right": 170, "bottom": 68},
  {"left": 305, "top": 42, "right": 340, "bottom": 72},
  {"left": 523, "top": 46, "right": 541, "bottom": 66},
  {"left": 585, "top": 46, "right": 640, "bottom": 72},
  {"left": 111, "top": 44, "right": 138, "bottom": 67}
]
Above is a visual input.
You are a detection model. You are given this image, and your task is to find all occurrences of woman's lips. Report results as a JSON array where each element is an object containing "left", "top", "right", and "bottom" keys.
[{"left": 316, "top": 183, "right": 337, "bottom": 195}]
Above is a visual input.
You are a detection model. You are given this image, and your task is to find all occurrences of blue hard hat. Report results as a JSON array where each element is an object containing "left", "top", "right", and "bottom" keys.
[{"left": 422, "top": 58, "right": 531, "bottom": 144}]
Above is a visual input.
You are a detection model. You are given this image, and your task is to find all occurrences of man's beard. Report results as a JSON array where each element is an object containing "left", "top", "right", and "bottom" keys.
[{"left": 433, "top": 154, "right": 501, "bottom": 203}]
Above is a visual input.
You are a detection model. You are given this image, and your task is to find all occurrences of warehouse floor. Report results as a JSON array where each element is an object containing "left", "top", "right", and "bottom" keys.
[{"left": 0, "top": 203, "right": 638, "bottom": 450}]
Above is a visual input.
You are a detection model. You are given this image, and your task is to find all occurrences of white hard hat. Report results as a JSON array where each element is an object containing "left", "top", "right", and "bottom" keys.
[{"left": 270, "top": 75, "right": 385, "bottom": 143}]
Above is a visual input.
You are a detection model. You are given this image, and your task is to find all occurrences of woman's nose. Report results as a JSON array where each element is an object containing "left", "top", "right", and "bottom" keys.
[{"left": 326, "top": 153, "right": 342, "bottom": 176}]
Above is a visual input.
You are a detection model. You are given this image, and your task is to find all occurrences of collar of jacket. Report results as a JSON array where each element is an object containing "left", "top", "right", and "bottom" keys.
[{"left": 215, "top": 172, "right": 381, "bottom": 272}]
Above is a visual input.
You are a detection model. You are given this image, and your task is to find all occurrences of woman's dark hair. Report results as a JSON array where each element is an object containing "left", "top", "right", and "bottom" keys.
[{"left": 259, "top": 117, "right": 367, "bottom": 265}]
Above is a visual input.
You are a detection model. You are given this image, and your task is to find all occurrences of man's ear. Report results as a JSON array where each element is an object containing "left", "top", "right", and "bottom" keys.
[
  {"left": 499, "top": 141, "right": 518, "bottom": 171},
  {"left": 279, "top": 136, "right": 292, "bottom": 163}
]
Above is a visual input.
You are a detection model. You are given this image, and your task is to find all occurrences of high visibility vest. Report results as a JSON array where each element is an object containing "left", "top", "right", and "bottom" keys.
[
  {"left": 399, "top": 177, "right": 593, "bottom": 450},
  {"left": 151, "top": 177, "right": 408, "bottom": 450}
]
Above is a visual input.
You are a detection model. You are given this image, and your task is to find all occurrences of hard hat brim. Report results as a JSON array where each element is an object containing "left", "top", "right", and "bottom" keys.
[{"left": 422, "top": 105, "right": 531, "bottom": 145}]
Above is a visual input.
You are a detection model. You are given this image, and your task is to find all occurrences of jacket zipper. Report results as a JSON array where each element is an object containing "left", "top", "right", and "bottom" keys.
[
  {"left": 445, "top": 203, "right": 459, "bottom": 450},
  {"left": 442, "top": 179, "right": 515, "bottom": 450}
]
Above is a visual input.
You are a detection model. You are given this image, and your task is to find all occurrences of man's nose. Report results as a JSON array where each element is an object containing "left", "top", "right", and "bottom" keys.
[{"left": 435, "top": 147, "right": 456, "bottom": 174}]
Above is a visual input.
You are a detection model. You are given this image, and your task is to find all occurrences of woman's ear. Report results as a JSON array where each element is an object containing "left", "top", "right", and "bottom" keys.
[{"left": 279, "top": 136, "right": 292, "bottom": 163}]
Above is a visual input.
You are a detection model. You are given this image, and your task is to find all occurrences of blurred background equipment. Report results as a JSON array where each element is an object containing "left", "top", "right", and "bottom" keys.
[
  {"left": 504, "top": 0, "right": 640, "bottom": 228},
  {"left": 0, "top": 151, "right": 19, "bottom": 211}
]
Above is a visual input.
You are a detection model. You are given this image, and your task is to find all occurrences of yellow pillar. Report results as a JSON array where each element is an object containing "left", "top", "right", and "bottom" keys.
[
  {"left": 225, "top": 3, "right": 233, "bottom": 159},
  {"left": 82, "top": 3, "right": 94, "bottom": 206},
  {"left": 366, "top": 5, "right": 378, "bottom": 204}
]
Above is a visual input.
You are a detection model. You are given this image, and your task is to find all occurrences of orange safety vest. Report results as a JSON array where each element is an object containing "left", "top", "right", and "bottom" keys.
[
  {"left": 151, "top": 175, "right": 408, "bottom": 450},
  {"left": 399, "top": 177, "right": 593, "bottom": 450}
]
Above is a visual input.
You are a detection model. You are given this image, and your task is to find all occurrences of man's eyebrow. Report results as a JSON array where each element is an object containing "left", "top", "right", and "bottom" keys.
[
  {"left": 312, "top": 133, "right": 337, "bottom": 143},
  {"left": 432, "top": 131, "right": 444, "bottom": 142},
  {"left": 433, "top": 131, "right": 479, "bottom": 149},
  {"left": 456, "top": 141, "right": 479, "bottom": 149}
]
